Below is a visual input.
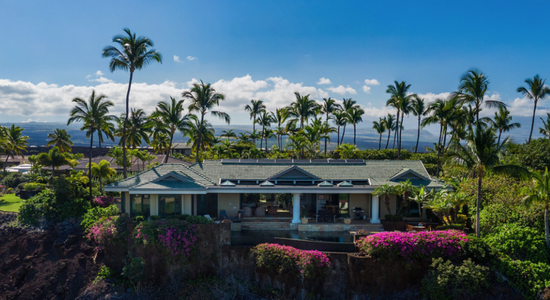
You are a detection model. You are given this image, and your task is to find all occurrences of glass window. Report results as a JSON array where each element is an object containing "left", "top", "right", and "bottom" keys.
[
  {"left": 197, "top": 194, "right": 218, "bottom": 218},
  {"left": 159, "top": 195, "right": 182, "bottom": 217},
  {"left": 130, "top": 194, "right": 150, "bottom": 217}
]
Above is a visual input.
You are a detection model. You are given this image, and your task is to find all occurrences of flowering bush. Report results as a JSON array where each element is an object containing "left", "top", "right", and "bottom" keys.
[
  {"left": 86, "top": 216, "right": 118, "bottom": 251},
  {"left": 134, "top": 219, "right": 198, "bottom": 261},
  {"left": 93, "top": 196, "right": 115, "bottom": 207},
  {"left": 356, "top": 230, "right": 468, "bottom": 263},
  {"left": 251, "top": 243, "right": 331, "bottom": 280}
]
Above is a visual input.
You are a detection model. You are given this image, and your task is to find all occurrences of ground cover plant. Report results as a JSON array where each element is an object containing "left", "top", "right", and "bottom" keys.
[{"left": 0, "top": 193, "right": 23, "bottom": 212}]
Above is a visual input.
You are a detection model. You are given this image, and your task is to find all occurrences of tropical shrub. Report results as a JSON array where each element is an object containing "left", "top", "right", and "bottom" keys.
[
  {"left": 186, "top": 215, "right": 214, "bottom": 224},
  {"left": 484, "top": 223, "right": 549, "bottom": 263},
  {"left": 356, "top": 230, "right": 468, "bottom": 264},
  {"left": 18, "top": 196, "right": 43, "bottom": 226},
  {"left": 251, "top": 243, "right": 331, "bottom": 280},
  {"left": 0, "top": 172, "right": 30, "bottom": 189},
  {"left": 93, "top": 196, "right": 115, "bottom": 207},
  {"left": 23, "top": 182, "right": 47, "bottom": 191},
  {"left": 494, "top": 256, "right": 550, "bottom": 299},
  {"left": 436, "top": 224, "right": 464, "bottom": 230},
  {"left": 122, "top": 255, "right": 145, "bottom": 291},
  {"left": 457, "top": 236, "right": 495, "bottom": 265},
  {"left": 134, "top": 219, "right": 198, "bottom": 261},
  {"left": 81, "top": 205, "right": 119, "bottom": 232},
  {"left": 93, "top": 265, "right": 113, "bottom": 284},
  {"left": 421, "top": 258, "right": 490, "bottom": 300},
  {"left": 87, "top": 216, "right": 118, "bottom": 251}
]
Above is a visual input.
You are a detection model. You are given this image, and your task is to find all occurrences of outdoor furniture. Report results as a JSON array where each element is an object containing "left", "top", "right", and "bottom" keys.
[
  {"left": 243, "top": 207, "right": 252, "bottom": 217},
  {"left": 267, "top": 207, "right": 278, "bottom": 215},
  {"left": 352, "top": 207, "right": 365, "bottom": 220},
  {"left": 255, "top": 206, "right": 266, "bottom": 217},
  {"left": 406, "top": 223, "right": 427, "bottom": 232},
  {"left": 316, "top": 209, "right": 334, "bottom": 223},
  {"left": 220, "top": 210, "right": 229, "bottom": 220}
]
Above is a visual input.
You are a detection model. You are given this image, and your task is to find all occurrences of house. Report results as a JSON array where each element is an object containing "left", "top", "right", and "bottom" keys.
[
  {"left": 105, "top": 159, "right": 445, "bottom": 225},
  {"left": 170, "top": 143, "right": 193, "bottom": 156}
]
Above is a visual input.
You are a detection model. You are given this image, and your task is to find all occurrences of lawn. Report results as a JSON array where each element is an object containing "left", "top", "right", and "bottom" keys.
[{"left": 0, "top": 194, "right": 23, "bottom": 212}]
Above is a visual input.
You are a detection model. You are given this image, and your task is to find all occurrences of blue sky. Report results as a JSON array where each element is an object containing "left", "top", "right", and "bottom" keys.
[{"left": 1, "top": 0, "right": 550, "bottom": 137}]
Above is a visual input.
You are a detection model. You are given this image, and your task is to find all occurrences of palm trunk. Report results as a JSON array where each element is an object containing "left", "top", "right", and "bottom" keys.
[
  {"left": 252, "top": 114, "right": 256, "bottom": 145},
  {"left": 415, "top": 116, "right": 421, "bottom": 153},
  {"left": 122, "top": 71, "right": 134, "bottom": 179},
  {"left": 337, "top": 126, "right": 340, "bottom": 146},
  {"left": 378, "top": 133, "right": 382, "bottom": 150},
  {"left": 476, "top": 174, "right": 482, "bottom": 238},
  {"left": 497, "top": 129, "right": 502, "bottom": 147},
  {"left": 385, "top": 129, "right": 391, "bottom": 149},
  {"left": 398, "top": 112, "right": 404, "bottom": 159},
  {"left": 89, "top": 131, "right": 94, "bottom": 202},
  {"left": 341, "top": 124, "right": 346, "bottom": 144},
  {"left": 545, "top": 204, "right": 549, "bottom": 249},
  {"left": 436, "top": 124, "right": 443, "bottom": 177},
  {"left": 165, "top": 129, "right": 174, "bottom": 163},
  {"left": 195, "top": 113, "right": 205, "bottom": 163},
  {"left": 393, "top": 110, "right": 400, "bottom": 149},
  {"left": 529, "top": 99, "right": 538, "bottom": 143}
]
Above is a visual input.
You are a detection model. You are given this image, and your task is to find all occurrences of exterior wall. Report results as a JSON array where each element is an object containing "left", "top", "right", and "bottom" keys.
[
  {"left": 218, "top": 193, "right": 240, "bottom": 218},
  {"left": 183, "top": 194, "right": 192, "bottom": 215},
  {"left": 379, "top": 194, "right": 397, "bottom": 219},
  {"left": 124, "top": 192, "right": 130, "bottom": 214},
  {"left": 350, "top": 194, "right": 371, "bottom": 218}
]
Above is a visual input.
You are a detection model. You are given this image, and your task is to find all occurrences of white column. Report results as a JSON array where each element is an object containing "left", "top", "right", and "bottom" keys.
[
  {"left": 371, "top": 195, "right": 380, "bottom": 223},
  {"left": 292, "top": 193, "right": 301, "bottom": 223}
]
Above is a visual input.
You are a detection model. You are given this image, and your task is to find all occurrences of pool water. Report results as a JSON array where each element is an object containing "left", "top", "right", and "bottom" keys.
[{"left": 231, "top": 230, "right": 354, "bottom": 246}]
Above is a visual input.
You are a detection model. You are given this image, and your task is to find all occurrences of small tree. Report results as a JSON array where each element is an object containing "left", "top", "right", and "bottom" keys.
[
  {"left": 523, "top": 167, "right": 550, "bottom": 248},
  {"left": 88, "top": 160, "right": 117, "bottom": 193},
  {"left": 373, "top": 184, "right": 396, "bottom": 215}
]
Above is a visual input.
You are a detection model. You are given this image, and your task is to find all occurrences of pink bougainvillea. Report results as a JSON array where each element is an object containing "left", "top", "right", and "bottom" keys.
[
  {"left": 356, "top": 230, "right": 468, "bottom": 263},
  {"left": 93, "top": 196, "right": 115, "bottom": 208},
  {"left": 134, "top": 219, "right": 198, "bottom": 261},
  {"left": 251, "top": 243, "right": 331, "bottom": 280},
  {"left": 86, "top": 217, "right": 117, "bottom": 251}
]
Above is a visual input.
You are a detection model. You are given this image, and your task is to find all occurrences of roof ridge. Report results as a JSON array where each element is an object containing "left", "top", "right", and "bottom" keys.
[{"left": 182, "top": 164, "right": 217, "bottom": 184}]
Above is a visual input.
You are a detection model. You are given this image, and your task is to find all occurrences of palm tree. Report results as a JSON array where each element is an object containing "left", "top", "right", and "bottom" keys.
[
  {"left": 221, "top": 129, "right": 237, "bottom": 140},
  {"left": 446, "top": 125, "right": 527, "bottom": 237},
  {"left": 116, "top": 108, "right": 152, "bottom": 149},
  {"left": 286, "top": 132, "right": 308, "bottom": 159},
  {"left": 423, "top": 97, "right": 456, "bottom": 176},
  {"left": 483, "top": 107, "right": 521, "bottom": 146},
  {"left": 96, "top": 116, "right": 116, "bottom": 150},
  {"left": 517, "top": 75, "right": 550, "bottom": 143},
  {"left": 303, "top": 122, "right": 329, "bottom": 158},
  {"left": 102, "top": 28, "right": 162, "bottom": 178},
  {"left": 348, "top": 106, "right": 365, "bottom": 146},
  {"left": 340, "top": 98, "right": 356, "bottom": 145},
  {"left": 257, "top": 112, "right": 272, "bottom": 152},
  {"left": 373, "top": 184, "right": 395, "bottom": 215},
  {"left": 89, "top": 160, "right": 117, "bottom": 193},
  {"left": 523, "top": 167, "right": 550, "bottom": 248},
  {"left": 454, "top": 68, "right": 504, "bottom": 125},
  {"left": 290, "top": 92, "right": 319, "bottom": 129},
  {"left": 382, "top": 114, "right": 396, "bottom": 150},
  {"left": 183, "top": 114, "right": 217, "bottom": 159},
  {"left": 182, "top": 81, "right": 229, "bottom": 162},
  {"left": 151, "top": 97, "right": 190, "bottom": 163},
  {"left": 270, "top": 108, "right": 289, "bottom": 149},
  {"left": 321, "top": 98, "right": 341, "bottom": 154},
  {"left": 244, "top": 99, "right": 266, "bottom": 145},
  {"left": 410, "top": 95, "right": 427, "bottom": 153},
  {"left": 386, "top": 81, "right": 413, "bottom": 159},
  {"left": 335, "top": 143, "right": 358, "bottom": 159},
  {"left": 151, "top": 132, "right": 170, "bottom": 156},
  {"left": 540, "top": 113, "right": 550, "bottom": 139},
  {"left": 332, "top": 110, "right": 347, "bottom": 147},
  {"left": 2, "top": 125, "right": 29, "bottom": 171},
  {"left": 372, "top": 120, "right": 386, "bottom": 150},
  {"left": 38, "top": 147, "right": 73, "bottom": 177},
  {"left": 46, "top": 129, "right": 73, "bottom": 152},
  {"left": 67, "top": 90, "right": 114, "bottom": 201}
]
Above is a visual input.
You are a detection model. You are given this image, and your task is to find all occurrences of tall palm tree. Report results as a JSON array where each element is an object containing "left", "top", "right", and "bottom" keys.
[
  {"left": 96, "top": 117, "right": 116, "bottom": 150},
  {"left": 182, "top": 81, "right": 229, "bottom": 162},
  {"left": 183, "top": 114, "right": 217, "bottom": 159},
  {"left": 151, "top": 97, "right": 190, "bottom": 163},
  {"left": 382, "top": 114, "right": 396, "bottom": 150},
  {"left": 321, "top": 98, "right": 341, "bottom": 154},
  {"left": 257, "top": 112, "right": 272, "bottom": 152},
  {"left": 348, "top": 106, "right": 365, "bottom": 146},
  {"left": 116, "top": 108, "right": 152, "bottom": 149},
  {"left": 386, "top": 81, "right": 413, "bottom": 159},
  {"left": 244, "top": 99, "right": 266, "bottom": 145},
  {"left": 89, "top": 160, "right": 117, "bottom": 193},
  {"left": 483, "top": 107, "right": 521, "bottom": 146},
  {"left": 270, "top": 108, "right": 289, "bottom": 149},
  {"left": 523, "top": 167, "right": 550, "bottom": 248},
  {"left": 410, "top": 95, "right": 427, "bottom": 153},
  {"left": 46, "top": 129, "right": 73, "bottom": 153},
  {"left": 454, "top": 68, "right": 504, "bottom": 125},
  {"left": 102, "top": 28, "right": 162, "bottom": 178},
  {"left": 423, "top": 97, "right": 456, "bottom": 176},
  {"left": 340, "top": 98, "right": 356, "bottom": 145},
  {"left": 290, "top": 92, "right": 319, "bottom": 129},
  {"left": 517, "top": 75, "right": 550, "bottom": 143},
  {"left": 540, "top": 113, "right": 550, "bottom": 139},
  {"left": 332, "top": 110, "right": 347, "bottom": 147},
  {"left": 446, "top": 126, "right": 527, "bottom": 237},
  {"left": 67, "top": 90, "right": 114, "bottom": 200},
  {"left": 372, "top": 120, "right": 386, "bottom": 150},
  {"left": 221, "top": 129, "right": 237, "bottom": 139}
]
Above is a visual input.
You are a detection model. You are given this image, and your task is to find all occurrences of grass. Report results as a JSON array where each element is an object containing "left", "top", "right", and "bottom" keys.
[{"left": 0, "top": 193, "right": 23, "bottom": 212}]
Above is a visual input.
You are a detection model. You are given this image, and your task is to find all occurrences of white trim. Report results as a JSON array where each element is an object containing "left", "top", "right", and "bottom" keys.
[{"left": 129, "top": 189, "right": 207, "bottom": 194}]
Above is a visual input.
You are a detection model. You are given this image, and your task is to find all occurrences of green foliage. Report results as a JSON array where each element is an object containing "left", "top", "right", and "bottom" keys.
[
  {"left": 93, "top": 265, "right": 113, "bottom": 284},
  {"left": 122, "top": 255, "right": 145, "bottom": 291},
  {"left": 421, "top": 258, "right": 490, "bottom": 300},
  {"left": 508, "top": 138, "right": 550, "bottom": 172},
  {"left": 494, "top": 256, "right": 550, "bottom": 299},
  {"left": 81, "top": 205, "right": 119, "bottom": 232},
  {"left": 18, "top": 194, "right": 44, "bottom": 226},
  {"left": 484, "top": 223, "right": 549, "bottom": 263},
  {"left": 457, "top": 236, "right": 495, "bottom": 265},
  {"left": 1, "top": 173, "right": 30, "bottom": 189},
  {"left": 23, "top": 182, "right": 47, "bottom": 191},
  {"left": 134, "top": 219, "right": 198, "bottom": 261},
  {"left": 149, "top": 215, "right": 161, "bottom": 221},
  {"left": 436, "top": 224, "right": 464, "bottom": 230},
  {"left": 186, "top": 215, "right": 214, "bottom": 224}
]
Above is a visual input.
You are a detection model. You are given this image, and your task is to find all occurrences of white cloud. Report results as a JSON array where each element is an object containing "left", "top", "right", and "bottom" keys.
[
  {"left": 187, "top": 56, "right": 197, "bottom": 61},
  {"left": 362, "top": 86, "right": 371, "bottom": 93},
  {"left": 326, "top": 85, "right": 357, "bottom": 95},
  {"left": 364, "top": 79, "right": 380, "bottom": 86},
  {"left": 85, "top": 71, "right": 114, "bottom": 84},
  {"left": 317, "top": 77, "right": 331, "bottom": 85},
  {"left": 174, "top": 55, "right": 181, "bottom": 63}
]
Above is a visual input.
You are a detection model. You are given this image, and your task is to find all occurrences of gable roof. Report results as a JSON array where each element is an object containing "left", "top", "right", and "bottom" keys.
[
  {"left": 389, "top": 168, "right": 430, "bottom": 182},
  {"left": 268, "top": 165, "right": 319, "bottom": 180}
]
